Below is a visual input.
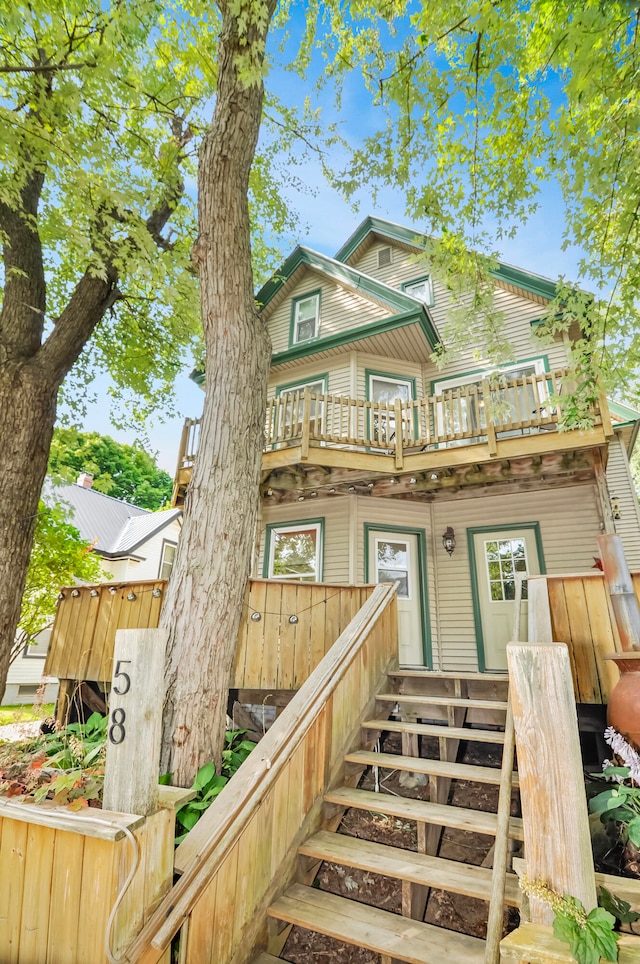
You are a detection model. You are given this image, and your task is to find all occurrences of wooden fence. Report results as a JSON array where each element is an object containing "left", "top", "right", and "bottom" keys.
[
  {"left": 45, "top": 579, "right": 377, "bottom": 694},
  {"left": 44, "top": 580, "right": 166, "bottom": 685},
  {"left": 0, "top": 800, "right": 173, "bottom": 963},
  {"left": 121, "top": 583, "right": 399, "bottom": 964},
  {"left": 530, "top": 571, "right": 639, "bottom": 703}
]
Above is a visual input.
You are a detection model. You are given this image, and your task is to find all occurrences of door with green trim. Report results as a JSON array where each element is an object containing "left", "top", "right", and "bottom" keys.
[
  {"left": 367, "top": 529, "right": 424, "bottom": 666},
  {"left": 473, "top": 528, "right": 542, "bottom": 670}
]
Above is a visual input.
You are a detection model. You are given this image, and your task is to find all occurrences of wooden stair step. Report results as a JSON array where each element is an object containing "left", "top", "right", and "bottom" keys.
[
  {"left": 378, "top": 693, "right": 508, "bottom": 711},
  {"left": 363, "top": 719, "right": 506, "bottom": 743},
  {"left": 501, "top": 923, "right": 640, "bottom": 963},
  {"left": 345, "top": 749, "right": 519, "bottom": 787},
  {"left": 299, "top": 830, "right": 521, "bottom": 906},
  {"left": 267, "top": 883, "right": 486, "bottom": 964},
  {"left": 389, "top": 670, "right": 508, "bottom": 683},
  {"left": 324, "top": 786, "right": 524, "bottom": 840}
]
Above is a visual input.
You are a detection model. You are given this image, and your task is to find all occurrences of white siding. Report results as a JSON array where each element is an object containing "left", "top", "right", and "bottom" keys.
[
  {"left": 432, "top": 483, "right": 602, "bottom": 672},
  {"left": 606, "top": 434, "right": 640, "bottom": 568},
  {"left": 267, "top": 267, "right": 389, "bottom": 355},
  {"left": 351, "top": 240, "right": 570, "bottom": 387},
  {"left": 268, "top": 356, "right": 352, "bottom": 400}
]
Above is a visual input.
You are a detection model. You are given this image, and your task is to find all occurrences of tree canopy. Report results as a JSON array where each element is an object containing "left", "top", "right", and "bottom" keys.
[{"left": 48, "top": 428, "right": 173, "bottom": 510}]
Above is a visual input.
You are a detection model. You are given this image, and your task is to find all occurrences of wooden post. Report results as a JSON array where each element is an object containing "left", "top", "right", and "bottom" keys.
[
  {"left": 507, "top": 641, "right": 597, "bottom": 925},
  {"left": 593, "top": 449, "right": 616, "bottom": 535},
  {"left": 394, "top": 398, "right": 404, "bottom": 469},
  {"left": 527, "top": 577, "right": 553, "bottom": 643},
  {"left": 599, "top": 391, "right": 614, "bottom": 437},
  {"left": 482, "top": 379, "right": 498, "bottom": 456},
  {"left": 301, "top": 387, "right": 311, "bottom": 461},
  {"left": 103, "top": 628, "right": 168, "bottom": 816},
  {"left": 598, "top": 533, "right": 640, "bottom": 651}
]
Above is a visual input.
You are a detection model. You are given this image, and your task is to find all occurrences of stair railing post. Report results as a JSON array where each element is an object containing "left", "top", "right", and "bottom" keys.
[{"left": 507, "top": 641, "right": 597, "bottom": 925}]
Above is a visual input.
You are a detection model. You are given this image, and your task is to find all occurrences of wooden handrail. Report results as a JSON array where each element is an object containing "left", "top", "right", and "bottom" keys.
[
  {"left": 177, "top": 367, "right": 609, "bottom": 475},
  {"left": 121, "top": 582, "right": 398, "bottom": 963}
]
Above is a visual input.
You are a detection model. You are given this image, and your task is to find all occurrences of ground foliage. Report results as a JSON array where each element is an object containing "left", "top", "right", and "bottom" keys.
[{"left": 48, "top": 427, "right": 173, "bottom": 509}]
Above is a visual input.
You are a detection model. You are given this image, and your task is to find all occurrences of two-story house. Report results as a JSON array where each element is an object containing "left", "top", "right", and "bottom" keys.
[{"left": 176, "top": 216, "right": 640, "bottom": 675}]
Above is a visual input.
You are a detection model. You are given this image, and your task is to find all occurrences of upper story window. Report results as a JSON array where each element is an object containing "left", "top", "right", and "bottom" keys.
[
  {"left": 403, "top": 275, "right": 435, "bottom": 307},
  {"left": 266, "top": 521, "right": 323, "bottom": 582},
  {"left": 292, "top": 291, "right": 320, "bottom": 344}
]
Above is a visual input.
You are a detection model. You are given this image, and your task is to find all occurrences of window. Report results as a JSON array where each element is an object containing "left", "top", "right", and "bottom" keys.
[
  {"left": 23, "top": 629, "right": 51, "bottom": 659},
  {"left": 292, "top": 292, "right": 320, "bottom": 344},
  {"left": 484, "top": 538, "right": 528, "bottom": 601},
  {"left": 377, "top": 246, "right": 392, "bottom": 268},
  {"left": 266, "top": 521, "right": 323, "bottom": 582},
  {"left": 403, "top": 275, "right": 435, "bottom": 307},
  {"left": 159, "top": 541, "right": 177, "bottom": 580},
  {"left": 367, "top": 372, "right": 415, "bottom": 447},
  {"left": 375, "top": 539, "right": 410, "bottom": 598}
]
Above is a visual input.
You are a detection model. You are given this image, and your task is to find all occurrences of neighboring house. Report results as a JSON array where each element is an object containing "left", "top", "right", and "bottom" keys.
[
  {"left": 3, "top": 473, "right": 182, "bottom": 705},
  {"left": 176, "top": 214, "right": 640, "bottom": 675}
]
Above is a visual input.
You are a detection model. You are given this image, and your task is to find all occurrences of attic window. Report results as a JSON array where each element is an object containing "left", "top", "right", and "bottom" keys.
[
  {"left": 403, "top": 275, "right": 435, "bottom": 308},
  {"left": 292, "top": 291, "right": 320, "bottom": 344},
  {"left": 377, "top": 246, "right": 392, "bottom": 268}
]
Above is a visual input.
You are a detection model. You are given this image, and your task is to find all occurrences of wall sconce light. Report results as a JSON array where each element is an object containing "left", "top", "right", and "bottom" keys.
[
  {"left": 611, "top": 497, "right": 621, "bottom": 521},
  {"left": 442, "top": 526, "right": 456, "bottom": 556}
]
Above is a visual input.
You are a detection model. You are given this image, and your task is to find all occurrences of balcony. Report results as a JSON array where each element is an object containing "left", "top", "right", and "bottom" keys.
[{"left": 173, "top": 368, "right": 612, "bottom": 504}]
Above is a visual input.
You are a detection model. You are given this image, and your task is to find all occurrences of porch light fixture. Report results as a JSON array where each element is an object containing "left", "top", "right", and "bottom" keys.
[
  {"left": 152, "top": 587, "right": 162, "bottom": 597},
  {"left": 109, "top": 586, "right": 117, "bottom": 595},
  {"left": 297, "top": 495, "right": 305, "bottom": 502},
  {"left": 442, "top": 527, "right": 456, "bottom": 556},
  {"left": 329, "top": 487, "right": 336, "bottom": 494},
  {"left": 127, "top": 591, "right": 136, "bottom": 602},
  {"left": 367, "top": 482, "right": 374, "bottom": 489},
  {"left": 89, "top": 589, "right": 99, "bottom": 598},
  {"left": 289, "top": 615, "right": 299, "bottom": 625},
  {"left": 250, "top": 611, "right": 261, "bottom": 622},
  {"left": 71, "top": 589, "right": 80, "bottom": 597},
  {"left": 57, "top": 591, "right": 65, "bottom": 601},
  {"left": 310, "top": 491, "right": 318, "bottom": 498},
  {"left": 409, "top": 477, "right": 417, "bottom": 485},
  {"left": 348, "top": 485, "right": 356, "bottom": 493}
]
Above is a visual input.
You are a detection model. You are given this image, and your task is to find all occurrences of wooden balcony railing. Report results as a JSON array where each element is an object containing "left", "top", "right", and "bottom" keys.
[{"left": 175, "top": 369, "right": 606, "bottom": 480}]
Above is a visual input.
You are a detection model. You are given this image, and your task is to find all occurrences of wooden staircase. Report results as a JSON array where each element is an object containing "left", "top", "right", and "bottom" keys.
[{"left": 257, "top": 670, "right": 518, "bottom": 964}]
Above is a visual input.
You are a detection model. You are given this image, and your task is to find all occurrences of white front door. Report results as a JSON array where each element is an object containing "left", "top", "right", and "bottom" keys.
[
  {"left": 472, "top": 527, "right": 542, "bottom": 670},
  {"left": 367, "top": 529, "right": 424, "bottom": 666}
]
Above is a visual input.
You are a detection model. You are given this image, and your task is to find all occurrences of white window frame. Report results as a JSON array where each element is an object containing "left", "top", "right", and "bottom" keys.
[
  {"left": 266, "top": 521, "right": 323, "bottom": 582},
  {"left": 374, "top": 537, "right": 412, "bottom": 600},
  {"left": 292, "top": 292, "right": 320, "bottom": 344},
  {"left": 403, "top": 276, "right": 435, "bottom": 308},
  {"left": 158, "top": 540, "right": 177, "bottom": 581}
]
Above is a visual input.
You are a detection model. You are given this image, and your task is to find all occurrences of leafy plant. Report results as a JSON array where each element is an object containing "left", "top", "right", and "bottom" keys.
[
  {"left": 520, "top": 875, "right": 619, "bottom": 964},
  {"left": 171, "top": 730, "right": 256, "bottom": 845},
  {"left": 598, "top": 886, "right": 640, "bottom": 928},
  {"left": 589, "top": 765, "right": 640, "bottom": 848}
]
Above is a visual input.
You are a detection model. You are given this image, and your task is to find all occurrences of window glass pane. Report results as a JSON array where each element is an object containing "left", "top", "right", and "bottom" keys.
[
  {"left": 487, "top": 561, "right": 501, "bottom": 580},
  {"left": 485, "top": 541, "right": 498, "bottom": 560},
  {"left": 296, "top": 317, "right": 317, "bottom": 342},
  {"left": 490, "top": 582, "right": 504, "bottom": 601},
  {"left": 296, "top": 296, "right": 318, "bottom": 320},
  {"left": 504, "top": 579, "right": 516, "bottom": 600},
  {"left": 377, "top": 570, "right": 409, "bottom": 597},
  {"left": 377, "top": 541, "right": 408, "bottom": 569},
  {"left": 484, "top": 536, "right": 529, "bottom": 603},
  {"left": 271, "top": 526, "right": 319, "bottom": 581},
  {"left": 160, "top": 543, "right": 176, "bottom": 581},
  {"left": 371, "top": 378, "right": 411, "bottom": 404},
  {"left": 405, "top": 277, "right": 434, "bottom": 306},
  {"left": 294, "top": 294, "right": 319, "bottom": 343}
]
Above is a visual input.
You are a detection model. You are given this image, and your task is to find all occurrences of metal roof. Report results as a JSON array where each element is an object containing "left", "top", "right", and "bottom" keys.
[{"left": 47, "top": 481, "right": 181, "bottom": 558}]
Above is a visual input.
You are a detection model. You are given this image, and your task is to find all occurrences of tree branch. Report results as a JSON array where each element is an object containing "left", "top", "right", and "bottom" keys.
[{"left": 0, "top": 60, "right": 95, "bottom": 73}]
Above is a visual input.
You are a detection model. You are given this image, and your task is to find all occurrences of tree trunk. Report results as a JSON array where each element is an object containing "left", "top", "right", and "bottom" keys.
[
  {"left": 0, "top": 363, "right": 58, "bottom": 698},
  {"left": 160, "top": 0, "right": 276, "bottom": 786}
]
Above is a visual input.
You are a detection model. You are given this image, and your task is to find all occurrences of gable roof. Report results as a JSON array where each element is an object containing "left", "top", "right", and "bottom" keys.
[
  {"left": 48, "top": 481, "right": 181, "bottom": 559},
  {"left": 256, "top": 244, "right": 441, "bottom": 353},
  {"left": 334, "top": 215, "right": 559, "bottom": 302}
]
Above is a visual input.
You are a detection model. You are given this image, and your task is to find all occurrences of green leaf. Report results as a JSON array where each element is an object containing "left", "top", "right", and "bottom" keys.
[
  {"left": 192, "top": 762, "right": 216, "bottom": 792},
  {"left": 158, "top": 773, "right": 173, "bottom": 786},
  {"left": 598, "top": 886, "right": 640, "bottom": 925}
]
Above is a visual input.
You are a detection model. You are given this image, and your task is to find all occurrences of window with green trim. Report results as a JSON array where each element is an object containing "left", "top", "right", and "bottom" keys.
[
  {"left": 292, "top": 292, "right": 320, "bottom": 344},
  {"left": 403, "top": 276, "right": 435, "bottom": 307},
  {"left": 266, "top": 522, "right": 323, "bottom": 582}
]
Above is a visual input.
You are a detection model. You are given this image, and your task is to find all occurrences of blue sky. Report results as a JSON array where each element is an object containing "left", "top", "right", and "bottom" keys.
[{"left": 75, "top": 10, "right": 585, "bottom": 477}]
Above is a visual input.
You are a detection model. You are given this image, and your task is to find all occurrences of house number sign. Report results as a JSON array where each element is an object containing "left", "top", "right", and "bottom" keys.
[
  {"left": 108, "top": 660, "right": 131, "bottom": 744},
  {"left": 102, "top": 628, "right": 167, "bottom": 817}
]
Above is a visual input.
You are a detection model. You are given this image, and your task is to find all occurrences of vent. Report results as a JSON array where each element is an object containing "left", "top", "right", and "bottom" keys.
[{"left": 377, "top": 246, "right": 392, "bottom": 268}]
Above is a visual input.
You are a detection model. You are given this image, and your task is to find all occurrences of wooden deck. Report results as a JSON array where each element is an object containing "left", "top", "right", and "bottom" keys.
[{"left": 173, "top": 369, "right": 612, "bottom": 504}]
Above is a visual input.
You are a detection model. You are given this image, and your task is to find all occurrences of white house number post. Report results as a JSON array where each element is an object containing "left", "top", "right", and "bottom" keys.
[{"left": 102, "top": 627, "right": 168, "bottom": 817}]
